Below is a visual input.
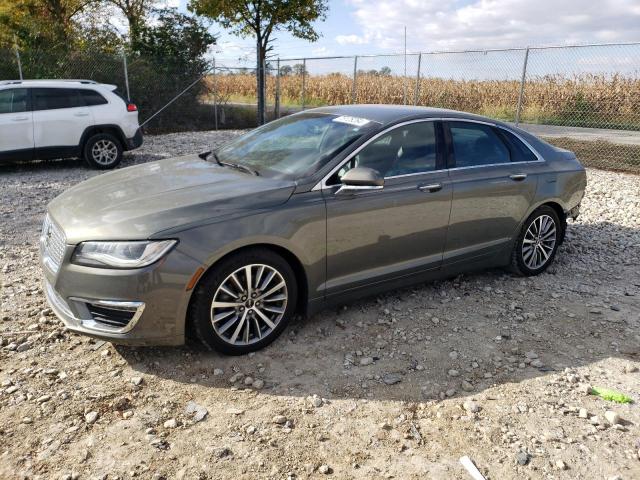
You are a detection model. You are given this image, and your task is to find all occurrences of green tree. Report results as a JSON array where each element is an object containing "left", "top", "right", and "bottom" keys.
[
  {"left": 293, "top": 63, "right": 307, "bottom": 76},
  {"left": 127, "top": 8, "right": 216, "bottom": 131},
  {"left": 278, "top": 64, "right": 292, "bottom": 76},
  {"left": 105, "top": 0, "right": 154, "bottom": 49},
  {"left": 136, "top": 8, "right": 215, "bottom": 73},
  {"left": 0, "top": 0, "right": 94, "bottom": 48},
  {"left": 189, "top": 0, "right": 328, "bottom": 124}
]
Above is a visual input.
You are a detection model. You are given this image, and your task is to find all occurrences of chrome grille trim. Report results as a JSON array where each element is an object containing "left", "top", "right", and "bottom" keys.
[
  {"left": 41, "top": 214, "right": 66, "bottom": 273},
  {"left": 44, "top": 280, "right": 74, "bottom": 319},
  {"left": 69, "top": 297, "right": 146, "bottom": 333}
]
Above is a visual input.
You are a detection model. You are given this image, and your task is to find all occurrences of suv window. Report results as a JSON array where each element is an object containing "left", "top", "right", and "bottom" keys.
[
  {"left": 496, "top": 128, "right": 538, "bottom": 163},
  {"left": 0, "top": 88, "right": 29, "bottom": 114},
  {"left": 32, "top": 88, "right": 81, "bottom": 111},
  {"left": 79, "top": 89, "right": 108, "bottom": 106},
  {"left": 331, "top": 121, "right": 438, "bottom": 183},
  {"left": 449, "top": 122, "right": 510, "bottom": 168}
]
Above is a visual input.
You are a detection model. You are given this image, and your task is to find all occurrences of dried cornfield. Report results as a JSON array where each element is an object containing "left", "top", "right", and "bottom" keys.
[{"left": 206, "top": 73, "right": 640, "bottom": 130}]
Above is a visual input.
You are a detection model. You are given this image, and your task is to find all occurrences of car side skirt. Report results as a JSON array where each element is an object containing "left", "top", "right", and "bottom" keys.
[{"left": 306, "top": 246, "right": 510, "bottom": 317}]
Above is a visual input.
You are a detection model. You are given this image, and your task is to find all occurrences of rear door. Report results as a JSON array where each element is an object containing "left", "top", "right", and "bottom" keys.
[
  {"left": 322, "top": 120, "right": 452, "bottom": 296},
  {"left": 0, "top": 88, "right": 33, "bottom": 160},
  {"left": 443, "top": 120, "right": 541, "bottom": 265},
  {"left": 32, "top": 88, "right": 93, "bottom": 149}
]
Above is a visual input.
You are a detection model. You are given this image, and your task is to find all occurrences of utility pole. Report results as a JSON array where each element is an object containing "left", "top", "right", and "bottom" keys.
[
  {"left": 14, "top": 35, "right": 23, "bottom": 80},
  {"left": 403, "top": 26, "right": 407, "bottom": 105}
]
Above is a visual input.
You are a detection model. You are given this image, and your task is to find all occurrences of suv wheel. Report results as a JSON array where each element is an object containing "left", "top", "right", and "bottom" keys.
[
  {"left": 188, "top": 248, "right": 298, "bottom": 355},
  {"left": 84, "top": 133, "right": 123, "bottom": 169},
  {"left": 510, "top": 205, "right": 562, "bottom": 276}
]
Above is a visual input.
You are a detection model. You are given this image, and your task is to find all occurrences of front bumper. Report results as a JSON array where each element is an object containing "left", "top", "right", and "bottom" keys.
[
  {"left": 45, "top": 280, "right": 154, "bottom": 344},
  {"left": 41, "top": 241, "right": 202, "bottom": 346},
  {"left": 125, "top": 128, "right": 144, "bottom": 151}
]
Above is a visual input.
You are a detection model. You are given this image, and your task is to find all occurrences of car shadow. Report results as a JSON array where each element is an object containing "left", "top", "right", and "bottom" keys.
[{"left": 114, "top": 220, "right": 639, "bottom": 404}]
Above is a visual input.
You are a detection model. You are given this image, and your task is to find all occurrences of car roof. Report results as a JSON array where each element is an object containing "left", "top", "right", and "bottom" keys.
[
  {"left": 0, "top": 79, "right": 115, "bottom": 89},
  {"left": 307, "top": 104, "right": 502, "bottom": 126}
]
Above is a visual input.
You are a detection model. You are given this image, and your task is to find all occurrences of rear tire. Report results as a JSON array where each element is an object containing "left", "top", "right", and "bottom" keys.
[
  {"left": 188, "top": 248, "right": 298, "bottom": 355},
  {"left": 510, "top": 205, "right": 561, "bottom": 276},
  {"left": 83, "top": 133, "right": 123, "bottom": 169}
]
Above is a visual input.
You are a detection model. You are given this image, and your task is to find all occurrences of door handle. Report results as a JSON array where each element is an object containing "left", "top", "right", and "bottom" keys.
[
  {"left": 509, "top": 173, "right": 527, "bottom": 181},
  {"left": 418, "top": 183, "right": 443, "bottom": 193},
  {"left": 11, "top": 116, "right": 29, "bottom": 121},
  {"left": 74, "top": 112, "right": 90, "bottom": 117}
]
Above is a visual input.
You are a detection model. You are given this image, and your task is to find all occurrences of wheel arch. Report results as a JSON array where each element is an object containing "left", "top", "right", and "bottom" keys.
[
  {"left": 534, "top": 200, "right": 567, "bottom": 243},
  {"left": 184, "top": 242, "right": 310, "bottom": 338},
  {"left": 80, "top": 125, "right": 127, "bottom": 151}
]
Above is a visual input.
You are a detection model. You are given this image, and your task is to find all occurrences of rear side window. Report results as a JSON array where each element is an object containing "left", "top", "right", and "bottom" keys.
[
  {"left": 79, "top": 89, "right": 108, "bottom": 106},
  {"left": 449, "top": 122, "right": 510, "bottom": 168},
  {"left": 111, "top": 89, "right": 130, "bottom": 104},
  {"left": 496, "top": 128, "right": 538, "bottom": 163},
  {"left": 32, "top": 88, "right": 81, "bottom": 111},
  {"left": 0, "top": 88, "right": 29, "bottom": 114}
]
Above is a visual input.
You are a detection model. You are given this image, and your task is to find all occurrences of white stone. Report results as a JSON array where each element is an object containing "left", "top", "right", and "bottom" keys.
[{"left": 163, "top": 418, "right": 178, "bottom": 429}]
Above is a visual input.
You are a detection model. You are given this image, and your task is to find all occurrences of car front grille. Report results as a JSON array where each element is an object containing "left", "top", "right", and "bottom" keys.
[{"left": 41, "top": 214, "right": 66, "bottom": 273}]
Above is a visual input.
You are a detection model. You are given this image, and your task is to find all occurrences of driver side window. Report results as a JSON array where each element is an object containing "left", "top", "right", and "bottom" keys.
[{"left": 329, "top": 121, "right": 438, "bottom": 184}]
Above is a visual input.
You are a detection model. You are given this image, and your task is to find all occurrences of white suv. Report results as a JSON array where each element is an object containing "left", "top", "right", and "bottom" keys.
[{"left": 0, "top": 79, "right": 142, "bottom": 169}]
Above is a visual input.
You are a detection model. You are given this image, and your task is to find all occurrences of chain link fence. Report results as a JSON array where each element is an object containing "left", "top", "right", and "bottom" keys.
[{"left": 2, "top": 43, "right": 639, "bottom": 173}]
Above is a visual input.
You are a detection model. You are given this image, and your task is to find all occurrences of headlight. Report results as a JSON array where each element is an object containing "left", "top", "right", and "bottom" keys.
[{"left": 72, "top": 240, "right": 177, "bottom": 268}]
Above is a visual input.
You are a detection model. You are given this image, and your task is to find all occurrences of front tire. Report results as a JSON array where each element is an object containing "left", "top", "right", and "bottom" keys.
[
  {"left": 510, "top": 206, "right": 561, "bottom": 276},
  {"left": 83, "top": 133, "right": 123, "bottom": 169},
  {"left": 188, "top": 248, "right": 298, "bottom": 355}
]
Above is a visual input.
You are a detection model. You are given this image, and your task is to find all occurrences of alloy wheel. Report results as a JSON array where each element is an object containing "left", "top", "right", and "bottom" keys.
[
  {"left": 210, "top": 264, "right": 288, "bottom": 346},
  {"left": 91, "top": 139, "right": 118, "bottom": 166},
  {"left": 522, "top": 214, "right": 557, "bottom": 270}
]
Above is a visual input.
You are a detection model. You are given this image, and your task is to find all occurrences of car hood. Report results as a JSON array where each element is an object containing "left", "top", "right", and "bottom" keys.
[{"left": 48, "top": 155, "right": 296, "bottom": 244}]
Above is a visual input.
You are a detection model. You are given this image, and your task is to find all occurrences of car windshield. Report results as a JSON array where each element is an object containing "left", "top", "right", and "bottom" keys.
[{"left": 215, "top": 112, "right": 380, "bottom": 179}]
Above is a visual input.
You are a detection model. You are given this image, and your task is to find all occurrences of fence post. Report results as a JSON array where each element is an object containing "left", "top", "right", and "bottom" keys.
[
  {"left": 122, "top": 51, "right": 131, "bottom": 101},
  {"left": 301, "top": 58, "right": 306, "bottom": 110},
  {"left": 515, "top": 47, "right": 530, "bottom": 126},
  {"left": 14, "top": 37, "right": 23, "bottom": 80},
  {"left": 275, "top": 58, "right": 281, "bottom": 119},
  {"left": 351, "top": 56, "right": 358, "bottom": 104},
  {"left": 413, "top": 53, "right": 421, "bottom": 105},
  {"left": 212, "top": 58, "right": 218, "bottom": 130}
]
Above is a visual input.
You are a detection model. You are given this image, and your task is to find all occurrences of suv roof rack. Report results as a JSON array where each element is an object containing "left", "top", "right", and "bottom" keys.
[{"left": 0, "top": 79, "right": 98, "bottom": 85}]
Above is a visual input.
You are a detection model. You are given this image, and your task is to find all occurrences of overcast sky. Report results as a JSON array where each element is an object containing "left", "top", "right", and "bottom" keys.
[{"left": 168, "top": 0, "right": 640, "bottom": 71}]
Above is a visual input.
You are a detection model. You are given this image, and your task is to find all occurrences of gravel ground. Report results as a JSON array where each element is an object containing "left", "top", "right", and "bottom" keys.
[{"left": 1, "top": 131, "right": 639, "bottom": 480}]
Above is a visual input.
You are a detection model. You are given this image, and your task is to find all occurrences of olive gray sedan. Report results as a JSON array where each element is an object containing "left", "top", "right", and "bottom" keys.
[{"left": 41, "top": 105, "right": 586, "bottom": 354}]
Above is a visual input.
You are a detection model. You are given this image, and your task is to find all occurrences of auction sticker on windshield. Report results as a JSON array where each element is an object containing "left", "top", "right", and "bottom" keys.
[{"left": 332, "top": 115, "right": 371, "bottom": 127}]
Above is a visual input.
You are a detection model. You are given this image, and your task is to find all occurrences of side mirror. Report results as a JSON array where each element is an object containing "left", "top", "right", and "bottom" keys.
[{"left": 336, "top": 167, "right": 384, "bottom": 195}]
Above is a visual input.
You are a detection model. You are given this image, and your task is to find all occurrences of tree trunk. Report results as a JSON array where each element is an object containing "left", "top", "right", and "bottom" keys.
[
  {"left": 128, "top": 15, "right": 141, "bottom": 50},
  {"left": 256, "top": 41, "right": 266, "bottom": 126}
]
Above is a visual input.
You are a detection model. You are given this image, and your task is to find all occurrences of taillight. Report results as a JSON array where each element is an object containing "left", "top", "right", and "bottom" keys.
[{"left": 127, "top": 103, "right": 137, "bottom": 112}]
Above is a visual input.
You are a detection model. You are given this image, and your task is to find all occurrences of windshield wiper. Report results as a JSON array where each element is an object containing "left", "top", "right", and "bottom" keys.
[
  {"left": 220, "top": 161, "right": 260, "bottom": 176},
  {"left": 198, "top": 150, "right": 223, "bottom": 166},
  {"left": 198, "top": 150, "right": 258, "bottom": 176}
]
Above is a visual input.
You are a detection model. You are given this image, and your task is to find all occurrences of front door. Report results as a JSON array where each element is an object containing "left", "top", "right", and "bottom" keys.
[
  {"left": 322, "top": 120, "right": 452, "bottom": 297},
  {"left": 0, "top": 88, "right": 33, "bottom": 160}
]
